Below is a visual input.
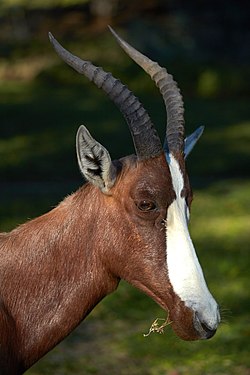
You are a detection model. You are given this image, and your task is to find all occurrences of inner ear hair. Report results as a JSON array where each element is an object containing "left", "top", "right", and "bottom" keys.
[{"left": 76, "top": 125, "right": 117, "bottom": 193}]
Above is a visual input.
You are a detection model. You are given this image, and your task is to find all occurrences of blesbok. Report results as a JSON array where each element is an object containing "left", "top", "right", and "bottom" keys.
[{"left": 0, "top": 27, "right": 220, "bottom": 374}]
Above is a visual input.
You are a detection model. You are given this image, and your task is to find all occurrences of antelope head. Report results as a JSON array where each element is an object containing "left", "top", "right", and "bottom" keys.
[{"left": 49, "top": 28, "right": 220, "bottom": 341}]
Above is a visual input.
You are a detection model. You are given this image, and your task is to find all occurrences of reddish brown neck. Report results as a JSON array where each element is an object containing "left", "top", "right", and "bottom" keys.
[{"left": 0, "top": 186, "right": 119, "bottom": 373}]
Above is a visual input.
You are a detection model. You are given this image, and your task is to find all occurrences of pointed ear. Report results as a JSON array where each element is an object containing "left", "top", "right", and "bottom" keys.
[
  {"left": 76, "top": 125, "right": 117, "bottom": 194},
  {"left": 184, "top": 126, "right": 204, "bottom": 159}
]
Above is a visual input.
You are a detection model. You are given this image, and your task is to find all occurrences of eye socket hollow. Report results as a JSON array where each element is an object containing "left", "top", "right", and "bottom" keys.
[{"left": 137, "top": 200, "right": 157, "bottom": 212}]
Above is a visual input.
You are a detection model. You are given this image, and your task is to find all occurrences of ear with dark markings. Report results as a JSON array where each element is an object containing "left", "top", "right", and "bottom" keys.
[{"left": 76, "top": 125, "right": 117, "bottom": 194}]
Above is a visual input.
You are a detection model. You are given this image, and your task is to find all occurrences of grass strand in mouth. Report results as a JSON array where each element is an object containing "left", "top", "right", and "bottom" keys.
[{"left": 143, "top": 315, "right": 172, "bottom": 337}]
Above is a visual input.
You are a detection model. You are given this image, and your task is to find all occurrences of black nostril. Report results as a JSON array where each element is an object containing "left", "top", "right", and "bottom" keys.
[
  {"left": 194, "top": 313, "right": 218, "bottom": 339},
  {"left": 200, "top": 322, "right": 217, "bottom": 339}
]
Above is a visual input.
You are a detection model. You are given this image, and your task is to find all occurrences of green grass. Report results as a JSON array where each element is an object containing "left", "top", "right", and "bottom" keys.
[
  {"left": 0, "top": 80, "right": 249, "bottom": 182},
  {"left": 0, "top": 69, "right": 249, "bottom": 374},
  {"left": 0, "top": 179, "right": 249, "bottom": 374}
]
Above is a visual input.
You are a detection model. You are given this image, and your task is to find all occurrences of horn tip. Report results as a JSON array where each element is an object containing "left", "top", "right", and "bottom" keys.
[
  {"left": 48, "top": 31, "right": 55, "bottom": 43},
  {"left": 108, "top": 25, "right": 126, "bottom": 49},
  {"left": 108, "top": 25, "right": 117, "bottom": 37},
  {"left": 48, "top": 31, "right": 60, "bottom": 52}
]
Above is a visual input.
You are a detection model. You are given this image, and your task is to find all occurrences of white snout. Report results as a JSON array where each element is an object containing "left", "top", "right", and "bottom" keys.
[{"left": 166, "top": 155, "right": 220, "bottom": 334}]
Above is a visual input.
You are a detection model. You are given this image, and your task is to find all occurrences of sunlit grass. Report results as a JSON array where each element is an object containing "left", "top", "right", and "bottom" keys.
[
  {"left": 0, "top": 179, "right": 248, "bottom": 374},
  {"left": 0, "top": 69, "right": 249, "bottom": 374}
]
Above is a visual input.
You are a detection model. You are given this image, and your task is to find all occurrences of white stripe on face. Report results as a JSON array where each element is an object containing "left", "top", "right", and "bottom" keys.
[{"left": 166, "top": 155, "right": 219, "bottom": 328}]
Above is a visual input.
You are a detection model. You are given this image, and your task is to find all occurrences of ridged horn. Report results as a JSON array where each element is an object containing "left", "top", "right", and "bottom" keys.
[
  {"left": 48, "top": 32, "right": 162, "bottom": 160},
  {"left": 108, "top": 26, "right": 185, "bottom": 156}
]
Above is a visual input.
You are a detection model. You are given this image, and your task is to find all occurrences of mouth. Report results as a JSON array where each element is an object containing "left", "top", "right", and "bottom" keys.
[
  {"left": 130, "top": 280, "right": 219, "bottom": 341},
  {"left": 193, "top": 312, "right": 217, "bottom": 339}
]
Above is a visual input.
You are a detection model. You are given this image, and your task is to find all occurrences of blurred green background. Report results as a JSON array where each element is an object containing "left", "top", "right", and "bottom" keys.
[{"left": 0, "top": 1, "right": 249, "bottom": 374}]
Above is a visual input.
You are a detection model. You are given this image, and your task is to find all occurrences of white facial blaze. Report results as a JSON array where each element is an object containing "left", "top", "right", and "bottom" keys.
[{"left": 166, "top": 155, "right": 219, "bottom": 328}]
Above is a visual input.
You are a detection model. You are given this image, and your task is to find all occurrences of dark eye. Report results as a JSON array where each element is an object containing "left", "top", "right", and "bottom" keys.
[{"left": 137, "top": 200, "right": 157, "bottom": 212}]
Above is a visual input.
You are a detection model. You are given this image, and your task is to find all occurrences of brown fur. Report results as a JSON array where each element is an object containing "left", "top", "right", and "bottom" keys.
[{"left": 0, "top": 153, "right": 198, "bottom": 374}]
